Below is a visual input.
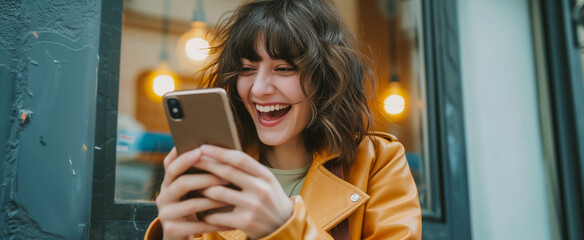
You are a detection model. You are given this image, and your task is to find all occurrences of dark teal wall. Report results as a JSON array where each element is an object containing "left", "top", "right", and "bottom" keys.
[{"left": 0, "top": 1, "right": 102, "bottom": 239}]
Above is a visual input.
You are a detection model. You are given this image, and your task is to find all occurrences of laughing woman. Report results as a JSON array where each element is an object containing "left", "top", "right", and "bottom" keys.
[{"left": 145, "top": 0, "right": 421, "bottom": 239}]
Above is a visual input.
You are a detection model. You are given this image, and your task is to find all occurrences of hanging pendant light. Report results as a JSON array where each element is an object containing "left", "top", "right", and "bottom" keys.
[
  {"left": 383, "top": 9, "right": 406, "bottom": 117},
  {"left": 145, "top": 62, "right": 179, "bottom": 102},
  {"left": 146, "top": 0, "right": 179, "bottom": 102},
  {"left": 384, "top": 94, "right": 406, "bottom": 115},
  {"left": 177, "top": 0, "right": 212, "bottom": 68}
]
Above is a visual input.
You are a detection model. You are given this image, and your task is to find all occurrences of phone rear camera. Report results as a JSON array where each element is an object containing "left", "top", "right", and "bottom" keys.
[{"left": 166, "top": 98, "right": 184, "bottom": 119}]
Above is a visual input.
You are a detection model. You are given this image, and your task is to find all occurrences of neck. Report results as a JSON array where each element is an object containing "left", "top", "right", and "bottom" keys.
[{"left": 264, "top": 138, "right": 312, "bottom": 170}]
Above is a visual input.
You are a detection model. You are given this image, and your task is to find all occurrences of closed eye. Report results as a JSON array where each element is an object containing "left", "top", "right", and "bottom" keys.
[
  {"left": 240, "top": 66, "right": 256, "bottom": 76},
  {"left": 275, "top": 67, "right": 296, "bottom": 72}
]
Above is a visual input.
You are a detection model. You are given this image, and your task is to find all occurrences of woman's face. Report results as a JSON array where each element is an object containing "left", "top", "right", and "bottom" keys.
[{"left": 236, "top": 41, "right": 311, "bottom": 148}]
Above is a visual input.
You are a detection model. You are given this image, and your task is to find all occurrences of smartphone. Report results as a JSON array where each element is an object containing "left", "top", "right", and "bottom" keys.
[
  {"left": 163, "top": 88, "right": 241, "bottom": 155},
  {"left": 163, "top": 88, "right": 241, "bottom": 207}
]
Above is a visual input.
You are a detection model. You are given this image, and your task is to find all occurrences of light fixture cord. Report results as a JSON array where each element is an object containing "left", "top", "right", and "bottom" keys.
[
  {"left": 192, "top": 0, "right": 206, "bottom": 22},
  {"left": 387, "top": 0, "right": 400, "bottom": 83},
  {"left": 160, "top": 0, "right": 170, "bottom": 61}
]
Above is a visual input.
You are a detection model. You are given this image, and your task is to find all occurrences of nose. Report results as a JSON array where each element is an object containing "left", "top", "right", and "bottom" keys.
[{"left": 250, "top": 68, "right": 275, "bottom": 96}]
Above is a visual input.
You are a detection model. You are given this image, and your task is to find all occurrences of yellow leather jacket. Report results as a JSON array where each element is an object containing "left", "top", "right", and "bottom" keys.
[{"left": 145, "top": 132, "right": 422, "bottom": 239}]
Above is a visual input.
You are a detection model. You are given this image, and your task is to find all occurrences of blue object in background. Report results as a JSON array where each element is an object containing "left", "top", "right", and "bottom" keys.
[
  {"left": 115, "top": 130, "right": 174, "bottom": 202},
  {"left": 405, "top": 153, "right": 421, "bottom": 172},
  {"left": 117, "top": 130, "right": 174, "bottom": 155}
]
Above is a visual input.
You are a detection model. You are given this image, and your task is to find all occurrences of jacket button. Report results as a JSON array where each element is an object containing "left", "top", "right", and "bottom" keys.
[{"left": 350, "top": 194, "right": 360, "bottom": 202}]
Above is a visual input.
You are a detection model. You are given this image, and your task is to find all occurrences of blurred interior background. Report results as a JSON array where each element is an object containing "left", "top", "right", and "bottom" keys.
[{"left": 114, "top": 0, "right": 429, "bottom": 208}]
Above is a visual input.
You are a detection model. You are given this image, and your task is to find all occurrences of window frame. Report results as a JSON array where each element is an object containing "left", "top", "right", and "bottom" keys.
[
  {"left": 90, "top": 0, "right": 473, "bottom": 239},
  {"left": 91, "top": 0, "right": 158, "bottom": 239},
  {"left": 538, "top": 0, "right": 584, "bottom": 239},
  {"left": 419, "top": 0, "right": 472, "bottom": 239}
]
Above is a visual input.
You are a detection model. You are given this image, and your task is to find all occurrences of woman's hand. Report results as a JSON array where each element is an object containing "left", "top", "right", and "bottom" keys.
[
  {"left": 193, "top": 145, "right": 294, "bottom": 239},
  {"left": 155, "top": 147, "right": 235, "bottom": 240}
]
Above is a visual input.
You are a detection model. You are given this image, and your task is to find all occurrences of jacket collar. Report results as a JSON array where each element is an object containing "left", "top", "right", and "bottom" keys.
[{"left": 299, "top": 150, "right": 370, "bottom": 231}]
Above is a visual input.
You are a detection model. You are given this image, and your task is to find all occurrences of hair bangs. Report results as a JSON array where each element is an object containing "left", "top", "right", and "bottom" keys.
[
  {"left": 228, "top": 18, "right": 263, "bottom": 63},
  {"left": 262, "top": 18, "right": 304, "bottom": 64},
  {"left": 228, "top": 9, "right": 304, "bottom": 65}
]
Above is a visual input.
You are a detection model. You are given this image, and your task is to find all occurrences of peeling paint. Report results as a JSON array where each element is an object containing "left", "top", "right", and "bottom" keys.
[
  {"left": 69, "top": 156, "right": 76, "bottom": 176},
  {"left": 19, "top": 109, "right": 33, "bottom": 124},
  {"left": 28, "top": 58, "right": 38, "bottom": 65},
  {"left": 0, "top": 200, "right": 66, "bottom": 239}
]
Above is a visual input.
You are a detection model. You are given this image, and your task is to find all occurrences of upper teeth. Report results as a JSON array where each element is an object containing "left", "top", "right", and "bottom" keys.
[{"left": 256, "top": 104, "right": 290, "bottom": 112}]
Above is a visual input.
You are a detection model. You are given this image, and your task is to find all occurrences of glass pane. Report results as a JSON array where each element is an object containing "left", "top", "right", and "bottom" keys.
[
  {"left": 355, "top": 0, "right": 431, "bottom": 212},
  {"left": 115, "top": 0, "right": 432, "bottom": 211},
  {"left": 115, "top": 0, "right": 241, "bottom": 203}
]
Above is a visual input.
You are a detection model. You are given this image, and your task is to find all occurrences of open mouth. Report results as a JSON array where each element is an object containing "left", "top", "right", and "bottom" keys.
[{"left": 256, "top": 104, "right": 292, "bottom": 121}]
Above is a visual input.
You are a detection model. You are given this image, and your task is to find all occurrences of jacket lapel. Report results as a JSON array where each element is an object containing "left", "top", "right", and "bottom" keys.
[{"left": 300, "top": 152, "right": 370, "bottom": 231}]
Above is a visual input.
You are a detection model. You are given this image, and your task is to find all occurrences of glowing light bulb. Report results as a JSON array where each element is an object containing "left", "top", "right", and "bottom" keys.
[
  {"left": 144, "top": 61, "right": 179, "bottom": 102},
  {"left": 185, "top": 37, "right": 210, "bottom": 61},
  {"left": 384, "top": 94, "right": 405, "bottom": 115},
  {"left": 177, "top": 21, "right": 212, "bottom": 68},
  {"left": 152, "top": 74, "right": 175, "bottom": 96}
]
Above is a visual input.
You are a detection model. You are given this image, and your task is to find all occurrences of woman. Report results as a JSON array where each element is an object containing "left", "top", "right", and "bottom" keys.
[{"left": 146, "top": 0, "right": 421, "bottom": 239}]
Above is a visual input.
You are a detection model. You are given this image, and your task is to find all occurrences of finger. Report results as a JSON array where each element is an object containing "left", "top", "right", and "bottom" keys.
[
  {"left": 194, "top": 155, "right": 262, "bottom": 191},
  {"left": 201, "top": 185, "right": 253, "bottom": 207},
  {"left": 200, "top": 145, "right": 272, "bottom": 179},
  {"left": 161, "top": 148, "right": 202, "bottom": 189},
  {"left": 157, "top": 173, "right": 227, "bottom": 204},
  {"left": 158, "top": 198, "right": 230, "bottom": 222},
  {"left": 163, "top": 147, "right": 178, "bottom": 169},
  {"left": 162, "top": 220, "right": 234, "bottom": 238}
]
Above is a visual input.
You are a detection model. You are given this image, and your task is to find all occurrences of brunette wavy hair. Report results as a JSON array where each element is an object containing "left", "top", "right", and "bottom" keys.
[{"left": 201, "top": 0, "right": 374, "bottom": 166}]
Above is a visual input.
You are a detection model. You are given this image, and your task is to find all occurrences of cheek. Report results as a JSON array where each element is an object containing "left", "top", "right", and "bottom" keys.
[
  {"left": 284, "top": 77, "right": 306, "bottom": 102},
  {"left": 299, "top": 102, "right": 312, "bottom": 125},
  {"left": 236, "top": 78, "right": 252, "bottom": 102}
]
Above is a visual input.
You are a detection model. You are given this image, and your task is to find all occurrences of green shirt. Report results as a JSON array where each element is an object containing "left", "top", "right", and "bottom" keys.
[{"left": 267, "top": 165, "right": 311, "bottom": 197}]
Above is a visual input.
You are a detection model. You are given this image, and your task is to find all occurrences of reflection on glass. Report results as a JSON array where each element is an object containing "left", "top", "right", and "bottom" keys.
[
  {"left": 358, "top": 0, "right": 432, "bottom": 212},
  {"left": 115, "top": 0, "right": 432, "bottom": 212},
  {"left": 114, "top": 0, "right": 241, "bottom": 203},
  {"left": 115, "top": 129, "right": 171, "bottom": 202}
]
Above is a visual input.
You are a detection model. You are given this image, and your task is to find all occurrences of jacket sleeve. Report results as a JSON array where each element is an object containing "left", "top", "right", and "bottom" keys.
[
  {"left": 258, "top": 196, "right": 333, "bottom": 240},
  {"left": 143, "top": 218, "right": 205, "bottom": 240},
  {"left": 144, "top": 218, "right": 163, "bottom": 240},
  {"left": 361, "top": 138, "right": 422, "bottom": 239}
]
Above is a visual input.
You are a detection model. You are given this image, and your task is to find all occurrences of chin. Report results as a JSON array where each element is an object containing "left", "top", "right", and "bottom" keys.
[{"left": 257, "top": 133, "right": 286, "bottom": 147}]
